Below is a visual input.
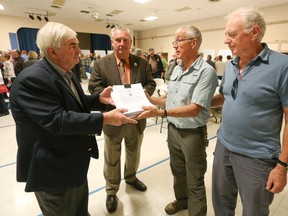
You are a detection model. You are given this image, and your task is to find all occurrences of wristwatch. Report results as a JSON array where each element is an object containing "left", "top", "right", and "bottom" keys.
[
  {"left": 276, "top": 158, "right": 288, "bottom": 168},
  {"left": 163, "top": 109, "right": 167, "bottom": 117}
]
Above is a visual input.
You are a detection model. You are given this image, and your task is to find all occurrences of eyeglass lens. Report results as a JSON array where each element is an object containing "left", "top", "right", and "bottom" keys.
[{"left": 231, "top": 78, "right": 238, "bottom": 100}]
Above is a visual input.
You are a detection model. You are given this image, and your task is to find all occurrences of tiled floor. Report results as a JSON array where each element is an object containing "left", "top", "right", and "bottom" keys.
[{"left": 1, "top": 80, "right": 288, "bottom": 216}]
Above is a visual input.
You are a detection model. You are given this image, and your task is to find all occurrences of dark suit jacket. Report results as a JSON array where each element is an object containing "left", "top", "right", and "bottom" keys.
[
  {"left": 88, "top": 53, "right": 156, "bottom": 137},
  {"left": 10, "top": 58, "right": 104, "bottom": 192}
]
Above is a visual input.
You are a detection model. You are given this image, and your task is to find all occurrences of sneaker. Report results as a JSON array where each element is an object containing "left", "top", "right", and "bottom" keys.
[{"left": 165, "top": 200, "right": 187, "bottom": 215}]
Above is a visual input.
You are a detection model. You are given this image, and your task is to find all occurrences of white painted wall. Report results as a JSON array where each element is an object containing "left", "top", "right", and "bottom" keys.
[{"left": 1, "top": 3, "right": 288, "bottom": 60}]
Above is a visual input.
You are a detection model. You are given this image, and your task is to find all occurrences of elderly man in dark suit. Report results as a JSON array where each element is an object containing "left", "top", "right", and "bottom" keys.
[
  {"left": 88, "top": 25, "right": 156, "bottom": 213},
  {"left": 9, "top": 22, "right": 136, "bottom": 216}
]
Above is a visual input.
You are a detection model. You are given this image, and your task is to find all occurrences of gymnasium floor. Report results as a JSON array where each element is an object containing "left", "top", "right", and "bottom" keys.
[{"left": 0, "top": 80, "right": 287, "bottom": 216}]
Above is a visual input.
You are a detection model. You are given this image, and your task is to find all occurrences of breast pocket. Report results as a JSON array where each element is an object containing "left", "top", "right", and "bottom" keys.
[{"left": 178, "top": 75, "right": 198, "bottom": 99}]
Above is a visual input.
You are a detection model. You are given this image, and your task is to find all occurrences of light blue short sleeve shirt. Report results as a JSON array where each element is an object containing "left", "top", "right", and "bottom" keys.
[
  {"left": 166, "top": 56, "right": 218, "bottom": 128},
  {"left": 218, "top": 43, "right": 288, "bottom": 158}
]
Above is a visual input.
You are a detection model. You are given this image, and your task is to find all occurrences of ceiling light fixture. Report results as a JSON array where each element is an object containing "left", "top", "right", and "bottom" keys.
[
  {"left": 144, "top": 16, "right": 158, "bottom": 21},
  {"left": 29, "top": 14, "right": 35, "bottom": 20},
  {"left": 91, "top": 10, "right": 99, "bottom": 19},
  {"left": 0, "top": 4, "right": 4, "bottom": 10},
  {"left": 134, "top": 0, "right": 150, "bottom": 3}
]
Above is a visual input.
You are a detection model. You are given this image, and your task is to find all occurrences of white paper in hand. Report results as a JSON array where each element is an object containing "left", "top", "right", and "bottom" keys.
[{"left": 111, "top": 83, "right": 154, "bottom": 117}]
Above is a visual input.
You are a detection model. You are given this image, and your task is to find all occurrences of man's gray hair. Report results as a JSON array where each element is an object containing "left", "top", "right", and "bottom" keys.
[
  {"left": 36, "top": 22, "right": 77, "bottom": 57},
  {"left": 226, "top": 8, "right": 266, "bottom": 42},
  {"left": 176, "top": 25, "right": 202, "bottom": 51},
  {"left": 110, "top": 25, "right": 131, "bottom": 40}
]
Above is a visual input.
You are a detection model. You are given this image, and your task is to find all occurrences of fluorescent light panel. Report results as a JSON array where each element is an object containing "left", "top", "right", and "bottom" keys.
[
  {"left": 0, "top": 4, "right": 4, "bottom": 10},
  {"left": 144, "top": 16, "right": 158, "bottom": 21},
  {"left": 134, "top": 0, "right": 150, "bottom": 4}
]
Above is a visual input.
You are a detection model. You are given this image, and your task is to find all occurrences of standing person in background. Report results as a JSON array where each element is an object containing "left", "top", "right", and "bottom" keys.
[
  {"left": 164, "top": 53, "right": 178, "bottom": 84},
  {"left": 9, "top": 21, "right": 136, "bottom": 216},
  {"left": 11, "top": 49, "right": 24, "bottom": 76},
  {"left": 133, "top": 48, "right": 146, "bottom": 59},
  {"left": 88, "top": 25, "right": 156, "bottom": 213},
  {"left": 21, "top": 50, "right": 28, "bottom": 61},
  {"left": 147, "top": 48, "right": 164, "bottom": 78},
  {"left": 215, "top": 55, "right": 226, "bottom": 80},
  {"left": 0, "top": 66, "right": 9, "bottom": 116},
  {"left": 1, "top": 53, "right": 15, "bottom": 91},
  {"left": 206, "top": 54, "right": 216, "bottom": 69},
  {"left": 226, "top": 54, "right": 232, "bottom": 62},
  {"left": 23, "top": 50, "right": 39, "bottom": 68},
  {"left": 136, "top": 25, "right": 218, "bottom": 216},
  {"left": 159, "top": 53, "right": 168, "bottom": 73},
  {"left": 211, "top": 8, "right": 288, "bottom": 216}
]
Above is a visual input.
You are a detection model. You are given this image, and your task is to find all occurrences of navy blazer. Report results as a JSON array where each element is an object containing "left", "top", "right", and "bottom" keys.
[
  {"left": 88, "top": 53, "right": 156, "bottom": 137},
  {"left": 10, "top": 58, "right": 104, "bottom": 192}
]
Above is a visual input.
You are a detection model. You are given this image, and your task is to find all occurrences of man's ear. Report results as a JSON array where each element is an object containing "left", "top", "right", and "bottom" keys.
[
  {"left": 251, "top": 25, "right": 260, "bottom": 41},
  {"left": 47, "top": 47, "right": 57, "bottom": 58}
]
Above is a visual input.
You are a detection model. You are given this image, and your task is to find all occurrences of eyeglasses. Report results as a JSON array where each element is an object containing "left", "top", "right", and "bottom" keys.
[
  {"left": 172, "top": 38, "right": 195, "bottom": 46},
  {"left": 231, "top": 78, "right": 238, "bottom": 100}
]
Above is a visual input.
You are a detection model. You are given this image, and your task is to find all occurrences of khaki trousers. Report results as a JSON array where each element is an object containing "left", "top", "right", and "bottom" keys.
[{"left": 104, "top": 124, "right": 144, "bottom": 195}]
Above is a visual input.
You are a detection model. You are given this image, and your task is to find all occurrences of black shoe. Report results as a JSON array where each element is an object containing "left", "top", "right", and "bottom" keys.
[
  {"left": 126, "top": 178, "right": 147, "bottom": 191},
  {"left": 106, "top": 195, "right": 117, "bottom": 213}
]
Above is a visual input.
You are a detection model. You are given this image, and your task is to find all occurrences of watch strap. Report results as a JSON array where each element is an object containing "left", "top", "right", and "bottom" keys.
[{"left": 276, "top": 158, "right": 288, "bottom": 168}]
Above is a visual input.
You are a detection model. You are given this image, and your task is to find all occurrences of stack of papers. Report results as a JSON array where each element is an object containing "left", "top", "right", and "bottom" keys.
[{"left": 111, "top": 83, "right": 154, "bottom": 117}]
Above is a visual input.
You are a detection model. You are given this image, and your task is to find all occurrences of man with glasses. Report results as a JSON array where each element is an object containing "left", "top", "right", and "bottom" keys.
[
  {"left": 88, "top": 25, "right": 156, "bottom": 213},
  {"left": 211, "top": 8, "right": 288, "bottom": 216},
  {"left": 136, "top": 25, "right": 218, "bottom": 215}
]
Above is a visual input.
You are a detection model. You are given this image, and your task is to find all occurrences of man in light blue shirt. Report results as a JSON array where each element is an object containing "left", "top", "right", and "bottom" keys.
[
  {"left": 211, "top": 8, "right": 288, "bottom": 216},
  {"left": 137, "top": 25, "right": 218, "bottom": 216}
]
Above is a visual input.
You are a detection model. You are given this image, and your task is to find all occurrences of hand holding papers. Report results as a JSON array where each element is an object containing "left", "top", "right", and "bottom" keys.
[{"left": 111, "top": 83, "right": 155, "bottom": 117}]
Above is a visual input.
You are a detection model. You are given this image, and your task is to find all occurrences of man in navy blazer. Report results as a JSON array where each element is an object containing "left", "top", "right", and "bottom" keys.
[
  {"left": 88, "top": 25, "right": 156, "bottom": 213},
  {"left": 9, "top": 22, "right": 137, "bottom": 216}
]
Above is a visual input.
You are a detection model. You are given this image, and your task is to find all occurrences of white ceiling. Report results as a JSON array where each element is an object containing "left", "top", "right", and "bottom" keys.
[{"left": 1, "top": 0, "right": 288, "bottom": 31}]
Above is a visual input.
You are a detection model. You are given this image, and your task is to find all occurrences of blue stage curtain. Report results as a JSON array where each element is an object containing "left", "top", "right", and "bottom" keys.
[
  {"left": 91, "top": 34, "right": 112, "bottom": 53},
  {"left": 17, "top": 27, "right": 110, "bottom": 55},
  {"left": 17, "top": 28, "right": 39, "bottom": 53}
]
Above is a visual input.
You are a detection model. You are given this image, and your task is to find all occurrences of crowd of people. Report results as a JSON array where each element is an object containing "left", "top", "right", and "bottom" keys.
[
  {"left": 0, "top": 7, "right": 287, "bottom": 216},
  {"left": 0, "top": 49, "right": 39, "bottom": 115}
]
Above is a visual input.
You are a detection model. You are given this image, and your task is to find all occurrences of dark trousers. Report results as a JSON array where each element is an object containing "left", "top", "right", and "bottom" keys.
[
  {"left": 0, "top": 93, "right": 9, "bottom": 114},
  {"left": 212, "top": 141, "right": 275, "bottom": 216},
  {"left": 168, "top": 123, "right": 208, "bottom": 216},
  {"left": 35, "top": 181, "right": 90, "bottom": 216},
  {"left": 152, "top": 71, "right": 162, "bottom": 78}
]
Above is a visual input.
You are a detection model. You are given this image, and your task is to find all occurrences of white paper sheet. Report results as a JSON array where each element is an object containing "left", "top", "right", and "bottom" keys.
[{"left": 111, "top": 83, "right": 154, "bottom": 117}]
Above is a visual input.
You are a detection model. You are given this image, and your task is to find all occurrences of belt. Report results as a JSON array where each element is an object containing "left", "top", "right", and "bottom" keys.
[{"left": 168, "top": 122, "right": 206, "bottom": 133}]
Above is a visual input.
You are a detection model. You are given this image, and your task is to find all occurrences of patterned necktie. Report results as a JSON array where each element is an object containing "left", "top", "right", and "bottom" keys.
[{"left": 119, "top": 60, "right": 127, "bottom": 84}]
